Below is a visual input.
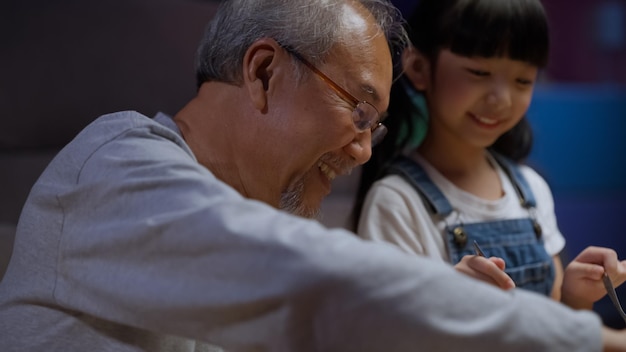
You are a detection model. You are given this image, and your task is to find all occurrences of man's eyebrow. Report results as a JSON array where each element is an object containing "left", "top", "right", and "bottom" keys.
[{"left": 359, "top": 83, "right": 382, "bottom": 103}]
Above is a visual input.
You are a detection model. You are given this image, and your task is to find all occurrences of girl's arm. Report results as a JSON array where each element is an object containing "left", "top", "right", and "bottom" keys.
[{"left": 551, "top": 254, "right": 565, "bottom": 301}]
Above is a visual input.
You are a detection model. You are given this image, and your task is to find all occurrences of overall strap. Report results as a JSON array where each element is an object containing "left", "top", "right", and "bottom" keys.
[
  {"left": 386, "top": 155, "right": 454, "bottom": 216},
  {"left": 490, "top": 152, "right": 537, "bottom": 208}
]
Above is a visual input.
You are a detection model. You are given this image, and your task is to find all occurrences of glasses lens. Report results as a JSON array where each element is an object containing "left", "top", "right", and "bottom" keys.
[
  {"left": 352, "top": 102, "right": 379, "bottom": 131},
  {"left": 371, "top": 123, "right": 388, "bottom": 147}
]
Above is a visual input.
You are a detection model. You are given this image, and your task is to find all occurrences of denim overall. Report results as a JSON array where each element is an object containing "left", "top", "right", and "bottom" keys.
[{"left": 387, "top": 153, "right": 555, "bottom": 296}]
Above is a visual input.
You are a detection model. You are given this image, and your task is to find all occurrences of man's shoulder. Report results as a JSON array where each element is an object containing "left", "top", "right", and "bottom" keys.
[
  {"left": 46, "top": 110, "right": 192, "bottom": 180},
  {"left": 76, "top": 110, "right": 182, "bottom": 147},
  {"left": 89, "top": 110, "right": 156, "bottom": 129}
]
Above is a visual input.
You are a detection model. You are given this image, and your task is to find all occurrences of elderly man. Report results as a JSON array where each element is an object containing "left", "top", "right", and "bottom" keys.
[{"left": 1, "top": 0, "right": 626, "bottom": 351}]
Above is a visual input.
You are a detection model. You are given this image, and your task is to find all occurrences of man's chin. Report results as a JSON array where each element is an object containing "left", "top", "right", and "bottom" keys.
[
  {"left": 280, "top": 171, "right": 327, "bottom": 219},
  {"left": 295, "top": 206, "right": 321, "bottom": 220},
  {"left": 279, "top": 190, "right": 322, "bottom": 219},
  {"left": 280, "top": 200, "right": 321, "bottom": 219}
]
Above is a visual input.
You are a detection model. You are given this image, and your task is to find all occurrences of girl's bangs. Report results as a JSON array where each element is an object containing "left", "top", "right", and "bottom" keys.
[{"left": 445, "top": 0, "right": 549, "bottom": 67}]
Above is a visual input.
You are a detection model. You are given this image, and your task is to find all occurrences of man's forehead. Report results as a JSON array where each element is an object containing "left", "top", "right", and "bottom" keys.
[
  {"left": 340, "top": 2, "right": 371, "bottom": 35},
  {"left": 344, "top": 42, "right": 393, "bottom": 104}
]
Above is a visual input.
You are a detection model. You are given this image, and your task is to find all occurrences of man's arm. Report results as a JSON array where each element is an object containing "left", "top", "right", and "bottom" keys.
[{"left": 47, "top": 122, "right": 605, "bottom": 351}]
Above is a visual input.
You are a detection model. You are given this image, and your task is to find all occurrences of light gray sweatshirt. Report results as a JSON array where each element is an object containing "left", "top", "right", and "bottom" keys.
[{"left": 0, "top": 111, "right": 602, "bottom": 351}]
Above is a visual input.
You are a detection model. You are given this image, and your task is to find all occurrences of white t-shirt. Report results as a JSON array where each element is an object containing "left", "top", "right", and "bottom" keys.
[{"left": 358, "top": 154, "right": 565, "bottom": 263}]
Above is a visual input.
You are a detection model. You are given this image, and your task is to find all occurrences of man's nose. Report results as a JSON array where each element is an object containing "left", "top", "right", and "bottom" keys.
[{"left": 343, "top": 131, "right": 372, "bottom": 165}]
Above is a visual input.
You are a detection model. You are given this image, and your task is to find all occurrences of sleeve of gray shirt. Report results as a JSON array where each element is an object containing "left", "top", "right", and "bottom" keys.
[{"left": 24, "top": 112, "right": 604, "bottom": 351}]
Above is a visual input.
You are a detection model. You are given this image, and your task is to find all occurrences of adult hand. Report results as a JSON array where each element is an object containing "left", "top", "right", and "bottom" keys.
[
  {"left": 455, "top": 255, "right": 515, "bottom": 290},
  {"left": 561, "top": 246, "right": 626, "bottom": 310},
  {"left": 602, "top": 326, "right": 626, "bottom": 352}
]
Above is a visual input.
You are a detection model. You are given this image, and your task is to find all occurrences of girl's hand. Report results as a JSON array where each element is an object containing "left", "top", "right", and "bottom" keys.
[
  {"left": 454, "top": 255, "right": 516, "bottom": 290},
  {"left": 561, "top": 246, "right": 626, "bottom": 310}
]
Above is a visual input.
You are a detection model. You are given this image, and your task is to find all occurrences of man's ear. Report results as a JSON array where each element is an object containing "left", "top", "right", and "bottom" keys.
[
  {"left": 242, "top": 38, "right": 283, "bottom": 112},
  {"left": 402, "top": 46, "right": 430, "bottom": 91}
]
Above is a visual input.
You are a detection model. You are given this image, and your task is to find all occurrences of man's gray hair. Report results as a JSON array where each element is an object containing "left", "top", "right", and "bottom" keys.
[{"left": 195, "top": 0, "right": 408, "bottom": 86}]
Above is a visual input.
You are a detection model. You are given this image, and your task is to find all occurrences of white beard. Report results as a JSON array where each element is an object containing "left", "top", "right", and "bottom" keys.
[{"left": 279, "top": 173, "right": 320, "bottom": 219}]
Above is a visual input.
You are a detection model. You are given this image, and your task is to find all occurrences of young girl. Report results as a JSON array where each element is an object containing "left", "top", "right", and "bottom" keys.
[{"left": 353, "top": 0, "right": 625, "bottom": 307}]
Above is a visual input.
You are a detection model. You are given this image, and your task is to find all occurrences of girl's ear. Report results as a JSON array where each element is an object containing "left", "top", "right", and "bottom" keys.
[{"left": 402, "top": 46, "right": 430, "bottom": 91}]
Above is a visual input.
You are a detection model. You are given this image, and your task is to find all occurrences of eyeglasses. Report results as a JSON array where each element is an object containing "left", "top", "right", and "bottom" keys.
[{"left": 283, "top": 47, "right": 388, "bottom": 147}]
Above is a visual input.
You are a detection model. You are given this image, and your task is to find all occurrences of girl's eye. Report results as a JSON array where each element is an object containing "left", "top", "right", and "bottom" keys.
[
  {"left": 467, "top": 68, "right": 490, "bottom": 77},
  {"left": 517, "top": 78, "right": 534, "bottom": 86}
]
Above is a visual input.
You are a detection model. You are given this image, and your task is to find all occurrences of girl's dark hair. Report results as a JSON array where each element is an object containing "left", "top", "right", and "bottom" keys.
[{"left": 351, "top": 0, "right": 550, "bottom": 231}]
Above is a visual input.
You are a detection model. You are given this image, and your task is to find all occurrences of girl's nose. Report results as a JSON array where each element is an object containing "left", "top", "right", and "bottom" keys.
[{"left": 486, "top": 82, "right": 512, "bottom": 109}]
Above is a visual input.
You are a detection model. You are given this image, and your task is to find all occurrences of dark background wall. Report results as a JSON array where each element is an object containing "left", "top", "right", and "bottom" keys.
[
  {"left": 0, "top": 0, "right": 221, "bottom": 286},
  {"left": 0, "top": 0, "right": 219, "bottom": 224},
  {"left": 1, "top": 0, "right": 219, "bottom": 150},
  {"left": 1, "top": 0, "right": 625, "bottom": 329}
]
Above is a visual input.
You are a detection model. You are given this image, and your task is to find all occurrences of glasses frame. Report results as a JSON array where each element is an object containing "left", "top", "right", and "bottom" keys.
[{"left": 282, "top": 46, "right": 387, "bottom": 145}]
